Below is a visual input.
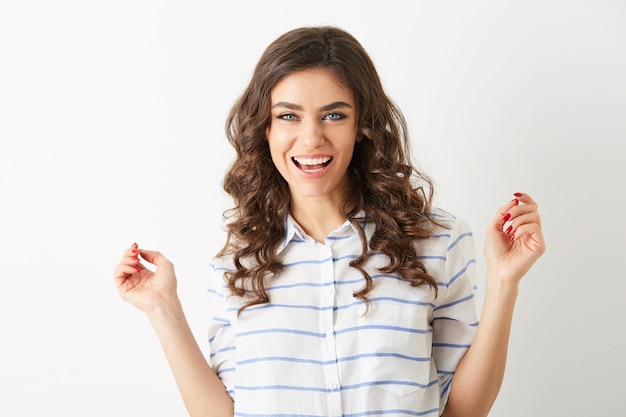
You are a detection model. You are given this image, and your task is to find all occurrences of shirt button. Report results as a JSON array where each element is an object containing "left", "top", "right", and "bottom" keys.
[
  {"left": 326, "top": 332, "right": 334, "bottom": 339},
  {"left": 357, "top": 303, "right": 367, "bottom": 315},
  {"left": 330, "top": 383, "right": 339, "bottom": 391}
]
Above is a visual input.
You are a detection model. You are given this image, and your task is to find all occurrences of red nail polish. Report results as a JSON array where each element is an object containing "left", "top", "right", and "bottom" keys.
[
  {"left": 132, "top": 249, "right": 140, "bottom": 254},
  {"left": 513, "top": 192, "right": 523, "bottom": 197},
  {"left": 502, "top": 213, "right": 511, "bottom": 222},
  {"left": 504, "top": 225, "right": 513, "bottom": 235},
  {"left": 133, "top": 266, "right": 141, "bottom": 272},
  {"left": 509, "top": 233, "right": 515, "bottom": 241}
]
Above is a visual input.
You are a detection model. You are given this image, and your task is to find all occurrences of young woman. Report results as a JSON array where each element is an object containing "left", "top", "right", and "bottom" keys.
[{"left": 114, "top": 26, "right": 545, "bottom": 417}]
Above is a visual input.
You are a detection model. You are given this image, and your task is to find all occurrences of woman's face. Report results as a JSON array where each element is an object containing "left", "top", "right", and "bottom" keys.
[{"left": 266, "top": 69, "right": 361, "bottom": 208}]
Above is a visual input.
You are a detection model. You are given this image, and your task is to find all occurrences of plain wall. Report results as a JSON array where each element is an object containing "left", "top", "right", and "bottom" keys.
[{"left": 1, "top": 1, "right": 625, "bottom": 415}]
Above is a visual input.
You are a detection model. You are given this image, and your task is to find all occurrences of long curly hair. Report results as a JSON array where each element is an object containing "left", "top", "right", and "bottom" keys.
[{"left": 220, "top": 26, "right": 442, "bottom": 312}]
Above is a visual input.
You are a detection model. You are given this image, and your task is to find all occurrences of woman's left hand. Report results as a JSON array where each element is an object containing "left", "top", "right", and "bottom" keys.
[{"left": 484, "top": 193, "right": 546, "bottom": 286}]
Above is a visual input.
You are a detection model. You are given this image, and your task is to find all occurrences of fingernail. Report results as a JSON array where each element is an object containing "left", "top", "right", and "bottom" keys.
[
  {"left": 510, "top": 198, "right": 519, "bottom": 205},
  {"left": 504, "top": 225, "right": 513, "bottom": 235},
  {"left": 509, "top": 233, "right": 515, "bottom": 241},
  {"left": 502, "top": 213, "right": 511, "bottom": 222},
  {"left": 133, "top": 266, "right": 140, "bottom": 272},
  {"left": 132, "top": 249, "right": 140, "bottom": 254},
  {"left": 513, "top": 192, "right": 523, "bottom": 197}
]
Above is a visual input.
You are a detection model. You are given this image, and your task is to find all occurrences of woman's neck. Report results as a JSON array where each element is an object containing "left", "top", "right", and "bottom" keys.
[{"left": 289, "top": 196, "right": 347, "bottom": 243}]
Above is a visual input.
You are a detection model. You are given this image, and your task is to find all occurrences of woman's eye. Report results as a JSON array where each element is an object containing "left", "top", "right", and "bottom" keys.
[
  {"left": 323, "top": 112, "right": 346, "bottom": 121},
  {"left": 278, "top": 113, "right": 297, "bottom": 121}
]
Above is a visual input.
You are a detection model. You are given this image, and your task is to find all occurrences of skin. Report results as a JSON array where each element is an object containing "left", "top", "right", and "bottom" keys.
[
  {"left": 113, "top": 69, "right": 545, "bottom": 417},
  {"left": 114, "top": 246, "right": 234, "bottom": 417},
  {"left": 266, "top": 69, "right": 362, "bottom": 242},
  {"left": 442, "top": 194, "right": 545, "bottom": 417}
]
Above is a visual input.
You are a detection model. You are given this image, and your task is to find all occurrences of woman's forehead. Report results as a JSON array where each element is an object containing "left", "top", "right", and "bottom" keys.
[{"left": 270, "top": 69, "right": 354, "bottom": 106}]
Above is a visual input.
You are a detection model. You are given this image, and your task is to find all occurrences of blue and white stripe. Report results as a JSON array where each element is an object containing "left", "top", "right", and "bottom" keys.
[{"left": 207, "top": 208, "right": 478, "bottom": 416}]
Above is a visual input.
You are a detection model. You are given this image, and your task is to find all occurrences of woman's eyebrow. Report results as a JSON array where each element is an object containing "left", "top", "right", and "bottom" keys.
[
  {"left": 271, "top": 102, "right": 303, "bottom": 111},
  {"left": 271, "top": 101, "right": 353, "bottom": 111},
  {"left": 320, "top": 101, "right": 353, "bottom": 111}
]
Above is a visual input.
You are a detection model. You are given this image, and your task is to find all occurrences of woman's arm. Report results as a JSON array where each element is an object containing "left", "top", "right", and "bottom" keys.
[
  {"left": 114, "top": 244, "right": 234, "bottom": 417},
  {"left": 442, "top": 193, "right": 546, "bottom": 417}
]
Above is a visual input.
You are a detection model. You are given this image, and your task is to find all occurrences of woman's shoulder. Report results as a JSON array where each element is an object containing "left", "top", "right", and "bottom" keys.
[
  {"left": 418, "top": 207, "right": 476, "bottom": 259},
  {"left": 211, "top": 245, "right": 260, "bottom": 273},
  {"left": 210, "top": 249, "right": 237, "bottom": 274},
  {"left": 427, "top": 207, "right": 473, "bottom": 235}
]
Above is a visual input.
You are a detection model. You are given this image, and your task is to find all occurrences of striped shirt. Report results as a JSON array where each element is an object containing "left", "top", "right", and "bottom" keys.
[{"left": 208, "top": 208, "right": 478, "bottom": 417}]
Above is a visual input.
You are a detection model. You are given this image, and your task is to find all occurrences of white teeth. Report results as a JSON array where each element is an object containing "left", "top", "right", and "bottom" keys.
[
  {"left": 302, "top": 167, "right": 324, "bottom": 173},
  {"left": 292, "top": 156, "right": 332, "bottom": 165}
]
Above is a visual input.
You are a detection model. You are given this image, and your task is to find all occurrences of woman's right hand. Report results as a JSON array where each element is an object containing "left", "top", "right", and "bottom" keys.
[{"left": 113, "top": 243, "right": 178, "bottom": 314}]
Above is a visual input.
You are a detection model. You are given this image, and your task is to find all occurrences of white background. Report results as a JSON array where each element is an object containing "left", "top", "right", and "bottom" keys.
[{"left": 1, "top": 1, "right": 625, "bottom": 416}]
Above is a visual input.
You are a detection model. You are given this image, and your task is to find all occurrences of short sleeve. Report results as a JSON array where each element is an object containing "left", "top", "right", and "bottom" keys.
[
  {"left": 207, "top": 261, "right": 237, "bottom": 401},
  {"left": 431, "top": 216, "right": 479, "bottom": 412}
]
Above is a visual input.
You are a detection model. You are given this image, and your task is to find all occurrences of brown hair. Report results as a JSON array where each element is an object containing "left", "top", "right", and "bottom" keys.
[{"left": 220, "top": 26, "right": 441, "bottom": 312}]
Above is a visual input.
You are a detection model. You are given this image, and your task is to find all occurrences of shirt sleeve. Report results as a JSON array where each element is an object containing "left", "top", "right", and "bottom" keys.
[
  {"left": 207, "top": 261, "right": 237, "bottom": 402},
  {"left": 431, "top": 216, "right": 479, "bottom": 412}
]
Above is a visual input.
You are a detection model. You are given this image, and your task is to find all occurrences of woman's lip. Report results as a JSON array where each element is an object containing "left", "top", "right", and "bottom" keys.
[{"left": 291, "top": 156, "right": 333, "bottom": 177}]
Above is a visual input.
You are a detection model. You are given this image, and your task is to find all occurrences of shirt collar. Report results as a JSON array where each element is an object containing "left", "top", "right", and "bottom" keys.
[{"left": 277, "top": 211, "right": 369, "bottom": 254}]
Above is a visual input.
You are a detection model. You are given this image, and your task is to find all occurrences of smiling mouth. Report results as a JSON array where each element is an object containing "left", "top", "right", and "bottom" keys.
[{"left": 292, "top": 156, "right": 332, "bottom": 173}]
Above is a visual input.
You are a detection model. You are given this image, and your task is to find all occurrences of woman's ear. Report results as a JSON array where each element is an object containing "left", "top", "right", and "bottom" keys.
[{"left": 354, "top": 129, "right": 365, "bottom": 142}]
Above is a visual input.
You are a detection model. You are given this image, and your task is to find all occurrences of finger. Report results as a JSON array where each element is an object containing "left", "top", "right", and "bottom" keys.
[
  {"left": 504, "top": 193, "right": 542, "bottom": 228},
  {"left": 508, "top": 221, "right": 540, "bottom": 239},
  {"left": 122, "top": 242, "right": 141, "bottom": 259},
  {"left": 505, "top": 211, "right": 541, "bottom": 237},
  {"left": 121, "top": 252, "right": 142, "bottom": 270},
  {"left": 498, "top": 192, "right": 542, "bottom": 228},
  {"left": 114, "top": 259, "right": 138, "bottom": 279},
  {"left": 113, "top": 263, "right": 141, "bottom": 287},
  {"left": 503, "top": 204, "right": 539, "bottom": 226},
  {"left": 114, "top": 243, "right": 143, "bottom": 279},
  {"left": 508, "top": 223, "right": 546, "bottom": 253},
  {"left": 513, "top": 192, "right": 538, "bottom": 207},
  {"left": 137, "top": 249, "right": 174, "bottom": 272},
  {"left": 491, "top": 197, "right": 520, "bottom": 230}
]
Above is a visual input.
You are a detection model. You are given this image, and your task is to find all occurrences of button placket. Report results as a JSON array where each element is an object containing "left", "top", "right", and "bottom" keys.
[{"left": 320, "top": 243, "right": 341, "bottom": 412}]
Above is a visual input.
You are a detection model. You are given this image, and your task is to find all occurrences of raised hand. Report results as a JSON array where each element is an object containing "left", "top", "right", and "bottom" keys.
[
  {"left": 484, "top": 193, "right": 546, "bottom": 287},
  {"left": 113, "top": 243, "right": 178, "bottom": 313}
]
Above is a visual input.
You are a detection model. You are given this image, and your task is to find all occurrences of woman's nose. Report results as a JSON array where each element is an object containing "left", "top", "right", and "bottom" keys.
[{"left": 298, "top": 119, "right": 325, "bottom": 148}]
